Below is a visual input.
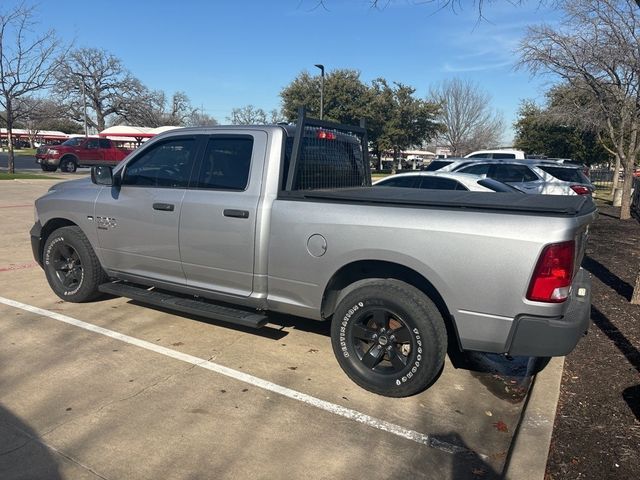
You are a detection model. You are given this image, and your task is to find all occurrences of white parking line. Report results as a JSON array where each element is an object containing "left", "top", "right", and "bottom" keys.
[{"left": 0, "top": 295, "right": 483, "bottom": 459}]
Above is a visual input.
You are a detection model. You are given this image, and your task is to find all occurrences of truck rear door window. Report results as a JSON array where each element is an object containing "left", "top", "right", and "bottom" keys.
[{"left": 192, "top": 136, "right": 253, "bottom": 191}]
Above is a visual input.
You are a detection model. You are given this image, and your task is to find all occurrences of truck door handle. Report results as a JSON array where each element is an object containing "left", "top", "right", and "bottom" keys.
[
  {"left": 153, "top": 203, "right": 175, "bottom": 211},
  {"left": 224, "top": 209, "right": 249, "bottom": 219}
]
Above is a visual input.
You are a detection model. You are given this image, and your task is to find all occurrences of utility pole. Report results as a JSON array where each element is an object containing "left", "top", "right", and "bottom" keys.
[{"left": 79, "top": 74, "right": 88, "bottom": 136}]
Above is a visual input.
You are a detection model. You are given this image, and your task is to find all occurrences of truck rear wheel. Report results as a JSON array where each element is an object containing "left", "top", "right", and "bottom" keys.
[
  {"left": 60, "top": 157, "right": 77, "bottom": 173},
  {"left": 43, "top": 226, "right": 106, "bottom": 303},
  {"left": 330, "top": 279, "right": 447, "bottom": 397}
]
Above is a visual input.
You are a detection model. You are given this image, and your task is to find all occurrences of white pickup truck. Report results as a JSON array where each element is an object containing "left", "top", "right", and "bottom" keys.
[{"left": 31, "top": 112, "right": 596, "bottom": 397}]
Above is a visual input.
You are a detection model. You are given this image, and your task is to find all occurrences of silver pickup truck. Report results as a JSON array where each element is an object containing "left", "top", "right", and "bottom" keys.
[{"left": 30, "top": 113, "right": 596, "bottom": 397}]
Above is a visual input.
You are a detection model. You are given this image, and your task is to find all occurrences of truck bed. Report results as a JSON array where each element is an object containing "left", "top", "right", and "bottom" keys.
[{"left": 296, "top": 187, "right": 596, "bottom": 217}]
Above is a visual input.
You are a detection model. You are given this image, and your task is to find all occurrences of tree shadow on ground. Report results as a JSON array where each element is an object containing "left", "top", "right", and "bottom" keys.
[
  {"left": 622, "top": 385, "right": 640, "bottom": 421},
  {"left": 0, "top": 404, "right": 62, "bottom": 480},
  {"left": 590, "top": 305, "right": 640, "bottom": 374},
  {"left": 434, "top": 432, "right": 502, "bottom": 479},
  {"left": 583, "top": 255, "right": 633, "bottom": 300}
]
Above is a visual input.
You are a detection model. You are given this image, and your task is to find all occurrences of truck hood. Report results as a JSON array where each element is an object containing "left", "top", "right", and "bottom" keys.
[{"left": 48, "top": 177, "right": 94, "bottom": 192}]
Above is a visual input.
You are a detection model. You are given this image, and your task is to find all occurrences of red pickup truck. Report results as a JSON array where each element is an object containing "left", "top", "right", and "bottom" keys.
[{"left": 36, "top": 137, "right": 133, "bottom": 172}]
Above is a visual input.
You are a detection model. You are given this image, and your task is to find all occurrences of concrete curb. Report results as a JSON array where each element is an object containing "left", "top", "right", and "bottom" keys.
[{"left": 502, "top": 356, "right": 565, "bottom": 480}]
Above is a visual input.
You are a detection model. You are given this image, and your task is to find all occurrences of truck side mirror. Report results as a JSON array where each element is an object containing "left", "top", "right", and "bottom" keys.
[{"left": 91, "top": 166, "right": 114, "bottom": 186}]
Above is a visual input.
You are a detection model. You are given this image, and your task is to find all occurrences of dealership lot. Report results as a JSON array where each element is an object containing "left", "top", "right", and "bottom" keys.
[{"left": 1, "top": 179, "right": 553, "bottom": 479}]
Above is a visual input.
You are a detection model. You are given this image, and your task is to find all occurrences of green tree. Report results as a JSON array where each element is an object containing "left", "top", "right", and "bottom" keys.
[
  {"left": 513, "top": 98, "right": 610, "bottom": 166},
  {"left": 281, "top": 70, "right": 441, "bottom": 170},
  {"left": 370, "top": 79, "right": 442, "bottom": 171},
  {"left": 280, "top": 68, "right": 369, "bottom": 125}
]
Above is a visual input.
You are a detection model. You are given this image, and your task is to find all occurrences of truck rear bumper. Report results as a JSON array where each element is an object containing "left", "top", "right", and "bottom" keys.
[{"left": 507, "top": 267, "right": 591, "bottom": 357}]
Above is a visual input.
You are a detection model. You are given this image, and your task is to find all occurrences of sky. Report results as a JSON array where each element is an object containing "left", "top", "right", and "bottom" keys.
[{"left": 34, "top": 0, "right": 561, "bottom": 143}]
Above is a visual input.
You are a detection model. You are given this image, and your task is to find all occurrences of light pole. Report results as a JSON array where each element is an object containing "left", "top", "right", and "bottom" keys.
[
  {"left": 76, "top": 73, "right": 89, "bottom": 137},
  {"left": 314, "top": 64, "right": 324, "bottom": 120}
]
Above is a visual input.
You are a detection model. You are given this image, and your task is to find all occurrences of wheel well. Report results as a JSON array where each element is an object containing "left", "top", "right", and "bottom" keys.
[
  {"left": 321, "top": 260, "right": 460, "bottom": 348},
  {"left": 38, "top": 218, "right": 78, "bottom": 262}
]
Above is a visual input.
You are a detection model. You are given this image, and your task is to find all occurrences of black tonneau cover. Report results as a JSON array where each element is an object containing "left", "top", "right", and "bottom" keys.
[{"left": 297, "top": 187, "right": 596, "bottom": 217}]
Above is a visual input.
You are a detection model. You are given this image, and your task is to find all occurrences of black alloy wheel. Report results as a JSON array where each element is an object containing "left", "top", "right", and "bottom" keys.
[
  {"left": 350, "top": 308, "right": 414, "bottom": 374},
  {"left": 43, "top": 226, "right": 106, "bottom": 302},
  {"left": 49, "top": 242, "right": 83, "bottom": 292},
  {"left": 330, "top": 279, "right": 447, "bottom": 397}
]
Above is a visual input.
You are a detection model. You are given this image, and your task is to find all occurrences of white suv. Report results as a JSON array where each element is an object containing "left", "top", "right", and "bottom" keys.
[
  {"left": 464, "top": 149, "right": 526, "bottom": 160},
  {"left": 438, "top": 159, "right": 594, "bottom": 195}
]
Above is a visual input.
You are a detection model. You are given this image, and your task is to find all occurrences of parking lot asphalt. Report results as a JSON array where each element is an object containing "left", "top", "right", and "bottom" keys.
[{"left": 0, "top": 179, "right": 560, "bottom": 479}]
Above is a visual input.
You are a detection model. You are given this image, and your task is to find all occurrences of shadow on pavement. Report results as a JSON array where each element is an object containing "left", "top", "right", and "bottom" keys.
[
  {"left": 622, "top": 385, "right": 640, "bottom": 421},
  {"left": 590, "top": 305, "right": 640, "bottom": 374},
  {"left": 0, "top": 404, "right": 61, "bottom": 480},
  {"left": 583, "top": 255, "right": 633, "bottom": 301},
  {"left": 449, "top": 351, "right": 549, "bottom": 404},
  {"left": 436, "top": 432, "right": 502, "bottom": 480}
]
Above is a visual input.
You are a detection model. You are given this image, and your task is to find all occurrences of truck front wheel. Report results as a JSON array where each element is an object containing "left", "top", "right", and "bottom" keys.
[
  {"left": 43, "top": 226, "right": 107, "bottom": 303},
  {"left": 60, "top": 157, "right": 77, "bottom": 173},
  {"left": 330, "top": 279, "right": 447, "bottom": 397}
]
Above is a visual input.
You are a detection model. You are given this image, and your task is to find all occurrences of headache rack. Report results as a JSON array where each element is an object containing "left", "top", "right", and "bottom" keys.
[{"left": 284, "top": 107, "right": 371, "bottom": 192}]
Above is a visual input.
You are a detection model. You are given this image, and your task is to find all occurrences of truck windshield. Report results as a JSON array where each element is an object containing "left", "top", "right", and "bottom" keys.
[{"left": 61, "top": 138, "right": 84, "bottom": 146}]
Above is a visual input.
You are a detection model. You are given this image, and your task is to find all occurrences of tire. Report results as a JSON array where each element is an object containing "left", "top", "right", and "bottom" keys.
[
  {"left": 330, "top": 279, "right": 447, "bottom": 397},
  {"left": 43, "top": 226, "right": 107, "bottom": 302},
  {"left": 40, "top": 164, "right": 57, "bottom": 172},
  {"left": 60, "top": 157, "right": 77, "bottom": 173}
]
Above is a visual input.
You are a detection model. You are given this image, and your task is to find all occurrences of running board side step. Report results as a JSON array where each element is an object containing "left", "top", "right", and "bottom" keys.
[{"left": 99, "top": 282, "right": 268, "bottom": 329}]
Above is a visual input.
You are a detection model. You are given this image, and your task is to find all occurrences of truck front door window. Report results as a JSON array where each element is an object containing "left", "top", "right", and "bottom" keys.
[{"left": 122, "top": 138, "right": 195, "bottom": 188}]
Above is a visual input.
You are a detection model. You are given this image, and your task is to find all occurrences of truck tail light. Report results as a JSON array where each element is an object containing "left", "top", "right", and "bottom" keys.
[
  {"left": 570, "top": 185, "right": 591, "bottom": 195},
  {"left": 527, "top": 241, "right": 575, "bottom": 303},
  {"left": 317, "top": 130, "right": 336, "bottom": 140}
]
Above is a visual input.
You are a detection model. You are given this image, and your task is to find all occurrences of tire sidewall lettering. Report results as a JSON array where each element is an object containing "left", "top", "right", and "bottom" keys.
[{"left": 339, "top": 301, "right": 364, "bottom": 358}]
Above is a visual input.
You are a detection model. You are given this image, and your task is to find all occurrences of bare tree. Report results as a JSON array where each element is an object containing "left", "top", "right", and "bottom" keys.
[
  {"left": 187, "top": 110, "right": 218, "bottom": 127},
  {"left": 313, "top": 1, "right": 549, "bottom": 19},
  {"left": 228, "top": 105, "right": 270, "bottom": 125},
  {"left": 520, "top": 0, "right": 640, "bottom": 220},
  {"left": 114, "top": 89, "right": 198, "bottom": 128},
  {"left": 429, "top": 78, "right": 504, "bottom": 155},
  {"left": 0, "top": 3, "right": 62, "bottom": 173},
  {"left": 53, "top": 47, "right": 145, "bottom": 132}
]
